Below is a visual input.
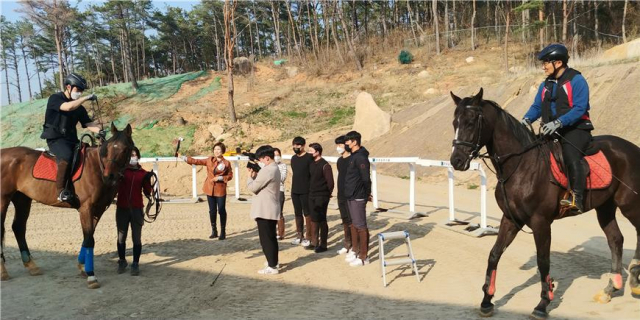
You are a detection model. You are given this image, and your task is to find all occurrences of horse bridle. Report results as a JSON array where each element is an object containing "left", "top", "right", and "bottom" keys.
[
  {"left": 452, "top": 106, "right": 485, "bottom": 160},
  {"left": 98, "top": 143, "right": 129, "bottom": 183}
]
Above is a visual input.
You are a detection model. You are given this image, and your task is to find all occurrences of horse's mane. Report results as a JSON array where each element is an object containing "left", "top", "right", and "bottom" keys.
[{"left": 484, "top": 99, "right": 537, "bottom": 147}]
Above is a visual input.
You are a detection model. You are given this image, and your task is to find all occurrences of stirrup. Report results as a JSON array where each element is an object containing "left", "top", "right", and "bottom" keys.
[
  {"left": 559, "top": 191, "right": 583, "bottom": 212},
  {"left": 58, "top": 189, "right": 74, "bottom": 202}
]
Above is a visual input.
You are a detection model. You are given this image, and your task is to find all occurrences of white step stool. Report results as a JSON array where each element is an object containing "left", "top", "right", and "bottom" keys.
[{"left": 378, "top": 231, "right": 421, "bottom": 287}]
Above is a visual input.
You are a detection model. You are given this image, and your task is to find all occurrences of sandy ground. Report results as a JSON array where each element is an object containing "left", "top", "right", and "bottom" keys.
[{"left": 1, "top": 174, "right": 638, "bottom": 320}]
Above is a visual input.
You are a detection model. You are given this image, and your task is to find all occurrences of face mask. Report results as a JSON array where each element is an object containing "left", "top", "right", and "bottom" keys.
[
  {"left": 344, "top": 145, "right": 352, "bottom": 153},
  {"left": 258, "top": 162, "right": 266, "bottom": 169},
  {"left": 293, "top": 147, "right": 301, "bottom": 154},
  {"left": 129, "top": 157, "right": 139, "bottom": 166},
  {"left": 274, "top": 156, "right": 282, "bottom": 163},
  {"left": 70, "top": 91, "right": 82, "bottom": 100},
  {"left": 336, "top": 147, "right": 345, "bottom": 154}
]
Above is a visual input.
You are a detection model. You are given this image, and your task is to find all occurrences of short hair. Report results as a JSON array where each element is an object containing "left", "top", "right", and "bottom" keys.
[
  {"left": 345, "top": 131, "right": 362, "bottom": 146},
  {"left": 213, "top": 142, "right": 226, "bottom": 153},
  {"left": 273, "top": 147, "right": 281, "bottom": 156},
  {"left": 309, "top": 142, "right": 322, "bottom": 155},
  {"left": 292, "top": 136, "right": 306, "bottom": 146},
  {"left": 335, "top": 135, "right": 346, "bottom": 145},
  {"left": 255, "top": 145, "right": 275, "bottom": 160}
]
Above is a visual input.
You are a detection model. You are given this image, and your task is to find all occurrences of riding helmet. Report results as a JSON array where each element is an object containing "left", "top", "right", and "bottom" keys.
[
  {"left": 63, "top": 73, "right": 88, "bottom": 91},
  {"left": 537, "top": 44, "right": 569, "bottom": 64}
]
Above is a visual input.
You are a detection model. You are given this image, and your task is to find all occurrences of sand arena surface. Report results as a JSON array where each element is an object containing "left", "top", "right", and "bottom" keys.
[{"left": 1, "top": 174, "right": 638, "bottom": 320}]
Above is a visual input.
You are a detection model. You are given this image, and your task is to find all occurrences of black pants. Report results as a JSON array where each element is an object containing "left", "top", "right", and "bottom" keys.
[
  {"left": 47, "top": 138, "right": 76, "bottom": 164},
  {"left": 291, "top": 193, "right": 310, "bottom": 237},
  {"left": 207, "top": 195, "right": 227, "bottom": 231},
  {"left": 309, "top": 195, "right": 330, "bottom": 222},
  {"left": 256, "top": 218, "right": 278, "bottom": 268},
  {"left": 279, "top": 191, "right": 285, "bottom": 218},
  {"left": 337, "top": 199, "right": 352, "bottom": 225},
  {"left": 560, "top": 128, "right": 592, "bottom": 166},
  {"left": 116, "top": 207, "right": 144, "bottom": 262}
]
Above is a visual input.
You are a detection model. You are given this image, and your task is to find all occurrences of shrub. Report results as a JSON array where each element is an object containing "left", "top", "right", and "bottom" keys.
[{"left": 398, "top": 50, "right": 414, "bottom": 64}]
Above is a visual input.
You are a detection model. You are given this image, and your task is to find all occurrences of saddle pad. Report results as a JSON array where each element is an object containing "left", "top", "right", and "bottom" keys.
[
  {"left": 33, "top": 146, "right": 86, "bottom": 182},
  {"left": 550, "top": 150, "right": 612, "bottom": 190}
]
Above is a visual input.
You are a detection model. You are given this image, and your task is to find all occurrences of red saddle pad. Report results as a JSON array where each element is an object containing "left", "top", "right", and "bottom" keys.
[
  {"left": 550, "top": 150, "right": 612, "bottom": 190},
  {"left": 33, "top": 146, "right": 86, "bottom": 182}
]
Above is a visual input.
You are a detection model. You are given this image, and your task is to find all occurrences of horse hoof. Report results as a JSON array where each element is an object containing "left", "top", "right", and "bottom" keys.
[
  {"left": 77, "top": 263, "right": 87, "bottom": 277},
  {"left": 479, "top": 306, "right": 494, "bottom": 317},
  {"left": 87, "top": 280, "right": 100, "bottom": 289},
  {"left": 24, "top": 260, "right": 42, "bottom": 276},
  {"left": 529, "top": 309, "right": 548, "bottom": 320},
  {"left": 593, "top": 290, "right": 612, "bottom": 304}
]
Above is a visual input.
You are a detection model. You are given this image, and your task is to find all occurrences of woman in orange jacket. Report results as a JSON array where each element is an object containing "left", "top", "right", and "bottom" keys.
[{"left": 183, "top": 142, "right": 233, "bottom": 240}]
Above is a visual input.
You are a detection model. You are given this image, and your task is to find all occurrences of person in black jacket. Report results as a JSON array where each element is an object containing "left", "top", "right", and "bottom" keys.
[
  {"left": 40, "top": 73, "right": 103, "bottom": 205},
  {"left": 335, "top": 135, "right": 353, "bottom": 256},
  {"left": 307, "top": 143, "right": 334, "bottom": 253},
  {"left": 342, "top": 131, "right": 372, "bottom": 267},
  {"left": 290, "top": 136, "right": 314, "bottom": 247}
]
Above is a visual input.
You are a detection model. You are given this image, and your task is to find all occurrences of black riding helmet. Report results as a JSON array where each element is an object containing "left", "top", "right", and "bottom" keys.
[
  {"left": 63, "top": 73, "right": 88, "bottom": 91},
  {"left": 537, "top": 44, "right": 569, "bottom": 64}
]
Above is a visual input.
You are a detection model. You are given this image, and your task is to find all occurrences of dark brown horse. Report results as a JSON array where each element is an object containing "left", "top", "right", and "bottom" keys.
[
  {"left": 1, "top": 123, "right": 133, "bottom": 289},
  {"left": 449, "top": 89, "right": 640, "bottom": 319}
]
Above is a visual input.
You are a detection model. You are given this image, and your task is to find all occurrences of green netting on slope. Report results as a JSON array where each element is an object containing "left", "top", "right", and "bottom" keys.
[
  {"left": 93, "top": 71, "right": 207, "bottom": 102},
  {"left": 132, "top": 125, "right": 196, "bottom": 157},
  {"left": 0, "top": 99, "right": 48, "bottom": 149},
  {"left": 188, "top": 76, "right": 221, "bottom": 102}
]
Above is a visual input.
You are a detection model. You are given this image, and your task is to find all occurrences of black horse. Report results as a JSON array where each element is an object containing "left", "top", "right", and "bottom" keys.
[{"left": 449, "top": 89, "right": 640, "bottom": 319}]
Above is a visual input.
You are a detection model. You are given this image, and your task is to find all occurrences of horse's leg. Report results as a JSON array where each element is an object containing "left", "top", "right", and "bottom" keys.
[
  {"left": 479, "top": 216, "right": 519, "bottom": 317},
  {"left": 1, "top": 196, "right": 10, "bottom": 280},
  {"left": 79, "top": 207, "right": 100, "bottom": 289},
  {"left": 10, "top": 192, "right": 41, "bottom": 276},
  {"left": 593, "top": 199, "right": 624, "bottom": 303},
  {"left": 619, "top": 205, "right": 640, "bottom": 296},
  {"left": 530, "top": 218, "right": 553, "bottom": 320}
]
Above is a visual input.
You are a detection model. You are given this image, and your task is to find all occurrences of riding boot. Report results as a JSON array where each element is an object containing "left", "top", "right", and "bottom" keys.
[
  {"left": 295, "top": 215, "right": 304, "bottom": 241},
  {"left": 55, "top": 160, "right": 74, "bottom": 202},
  {"left": 319, "top": 221, "right": 329, "bottom": 249},
  {"left": 307, "top": 221, "right": 318, "bottom": 250},
  {"left": 304, "top": 216, "right": 312, "bottom": 241},
  {"left": 218, "top": 212, "right": 226, "bottom": 240},
  {"left": 277, "top": 218, "right": 285, "bottom": 240},
  {"left": 343, "top": 223, "right": 352, "bottom": 251},
  {"left": 561, "top": 160, "right": 587, "bottom": 213},
  {"left": 209, "top": 223, "right": 218, "bottom": 239},
  {"left": 357, "top": 228, "right": 370, "bottom": 261},
  {"left": 350, "top": 225, "right": 360, "bottom": 257}
]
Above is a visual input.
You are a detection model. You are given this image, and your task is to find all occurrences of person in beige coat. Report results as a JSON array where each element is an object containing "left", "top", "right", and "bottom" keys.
[{"left": 247, "top": 145, "right": 282, "bottom": 275}]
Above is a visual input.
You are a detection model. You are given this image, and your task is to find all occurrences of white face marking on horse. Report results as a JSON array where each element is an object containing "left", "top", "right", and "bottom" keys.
[{"left": 453, "top": 116, "right": 461, "bottom": 153}]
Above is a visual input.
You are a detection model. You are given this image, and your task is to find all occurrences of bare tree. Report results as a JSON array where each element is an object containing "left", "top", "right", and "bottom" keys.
[
  {"left": 471, "top": 0, "right": 476, "bottom": 50},
  {"left": 433, "top": 0, "right": 440, "bottom": 54},
  {"left": 223, "top": 0, "right": 238, "bottom": 123},
  {"left": 337, "top": 0, "right": 362, "bottom": 71},
  {"left": 270, "top": 1, "right": 282, "bottom": 58},
  {"left": 622, "top": 0, "right": 628, "bottom": 43}
]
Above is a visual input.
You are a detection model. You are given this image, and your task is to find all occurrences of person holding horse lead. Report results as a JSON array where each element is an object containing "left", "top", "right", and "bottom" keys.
[
  {"left": 40, "top": 73, "right": 104, "bottom": 205},
  {"left": 116, "top": 147, "right": 152, "bottom": 276},
  {"left": 521, "top": 44, "right": 594, "bottom": 213}
]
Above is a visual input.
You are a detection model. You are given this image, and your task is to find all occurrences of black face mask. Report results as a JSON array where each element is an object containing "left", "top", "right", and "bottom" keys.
[
  {"left": 293, "top": 147, "right": 301, "bottom": 154},
  {"left": 344, "top": 145, "right": 352, "bottom": 153}
]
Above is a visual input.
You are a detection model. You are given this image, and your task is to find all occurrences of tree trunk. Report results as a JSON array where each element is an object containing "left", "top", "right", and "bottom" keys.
[
  {"left": 11, "top": 45, "right": 22, "bottom": 103},
  {"left": 3, "top": 52, "right": 11, "bottom": 104},
  {"left": 54, "top": 24, "right": 65, "bottom": 90},
  {"left": 471, "top": 0, "right": 476, "bottom": 50},
  {"left": 594, "top": 1, "right": 600, "bottom": 49},
  {"left": 337, "top": 0, "right": 362, "bottom": 71},
  {"left": 504, "top": 1, "right": 510, "bottom": 73},
  {"left": 117, "top": 2, "right": 138, "bottom": 90},
  {"left": 285, "top": 0, "right": 302, "bottom": 60},
  {"left": 19, "top": 35, "right": 33, "bottom": 100},
  {"left": 433, "top": 0, "right": 440, "bottom": 55},
  {"left": 622, "top": 0, "right": 628, "bottom": 43},
  {"left": 562, "top": 0, "right": 568, "bottom": 43},
  {"left": 224, "top": 0, "right": 238, "bottom": 123},
  {"left": 407, "top": 0, "right": 418, "bottom": 45},
  {"left": 252, "top": 2, "right": 262, "bottom": 57},
  {"left": 110, "top": 41, "right": 118, "bottom": 83},
  {"left": 271, "top": 1, "right": 282, "bottom": 58},
  {"left": 539, "top": 6, "right": 545, "bottom": 50},
  {"left": 327, "top": 0, "right": 344, "bottom": 64},
  {"left": 212, "top": 11, "right": 222, "bottom": 70}
]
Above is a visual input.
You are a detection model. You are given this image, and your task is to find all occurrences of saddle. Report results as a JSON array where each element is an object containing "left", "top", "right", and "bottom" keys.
[
  {"left": 549, "top": 141, "right": 612, "bottom": 190},
  {"left": 33, "top": 144, "right": 87, "bottom": 182}
]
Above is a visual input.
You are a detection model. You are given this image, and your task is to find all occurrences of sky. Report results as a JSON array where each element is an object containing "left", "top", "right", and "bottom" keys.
[{"left": 0, "top": 0, "right": 200, "bottom": 107}]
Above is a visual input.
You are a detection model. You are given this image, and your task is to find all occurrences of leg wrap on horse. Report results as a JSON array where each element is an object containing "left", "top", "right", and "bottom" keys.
[
  {"left": 78, "top": 246, "right": 87, "bottom": 264},
  {"left": 20, "top": 250, "right": 31, "bottom": 263},
  {"left": 85, "top": 247, "right": 95, "bottom": 276}
]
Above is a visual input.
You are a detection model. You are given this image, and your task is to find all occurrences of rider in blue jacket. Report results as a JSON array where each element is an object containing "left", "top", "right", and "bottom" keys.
[{"left": 522, "top": 44, "right": 594, "bottom": 212}]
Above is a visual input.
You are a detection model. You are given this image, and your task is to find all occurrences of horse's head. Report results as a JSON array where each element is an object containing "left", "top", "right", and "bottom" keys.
[
  {"left": 99, "top": 123, "right": 134, "bottom": 186},
  {"left": 449, "top": 88, "right": 494, "bottom": 171}
]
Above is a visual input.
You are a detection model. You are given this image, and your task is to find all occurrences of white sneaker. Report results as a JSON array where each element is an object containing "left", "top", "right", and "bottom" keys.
[
  {"left": 349, "top": 258, "right": 370, "bottom": 267},
  {"left": 290, "top": 238, "right": 301, "bottom": 245},
  {"left": 300, "top": 239, "right": 311, "bottom": 247},
  {"left": 258, "top": 266, "right": 279, "bottom": 275},
  {"left": 337, "top": 247, "right": 350, "bottom": 255},
  {"left": 263, "top": 261, "right": 280, "bottom": 269},
  {"left": 345, "top": 252, "right": 358, "bottom": 262}
]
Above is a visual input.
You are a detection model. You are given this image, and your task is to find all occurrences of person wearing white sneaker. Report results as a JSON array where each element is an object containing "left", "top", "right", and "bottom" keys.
[
  {"left": 335, "top": 135, "right": 353, "bottom": 255},
  {"left": 349, "top": 257, "right": 370, "bottom": 267},
  {"left": 247, "top": 145, "right": 281, "bottom": 274},
  {"left": 343, "top": 131, "right": 372, "bottom": 267}
]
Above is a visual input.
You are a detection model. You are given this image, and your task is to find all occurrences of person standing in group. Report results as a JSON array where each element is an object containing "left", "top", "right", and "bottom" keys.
[
  {"left": 116, "top": 147, "right": 152, "bottom": 276},
  {"left": 274, "top": 148, "right": 287, "bottom": 240},
  {"left": 289, "top": 136, "right": 314, "bottom": 247},
  {"left": 182, "top": 142, "right": 233, "bottom": 240},
  {"left": 307, "top": 143, "right": 334, "bottom": 253},
  {"left": 334, "top": 135, "right": 353, "bottom": 256},
  {"left": 247, "top": 145, "right": 282, "bottom": 275},
  {"left": 343, "top": 131, "right": 372, "bottom": 267}
]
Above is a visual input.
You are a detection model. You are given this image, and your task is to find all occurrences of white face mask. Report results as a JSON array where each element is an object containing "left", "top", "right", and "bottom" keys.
[
  {"left": 336, "top": 147, "right": 345, "bottom": 154},
  {"left": 274, "top": 156, "right": 281, "bottom": 163},
  {"left": 129, "top": 157, "right": 139, "bottom": 166},
  {"left": 258, "top": 162, "right": 266, "bottom": 169},
  {"left": 70, "top": 91, "right": 82, "bottom": 100}
]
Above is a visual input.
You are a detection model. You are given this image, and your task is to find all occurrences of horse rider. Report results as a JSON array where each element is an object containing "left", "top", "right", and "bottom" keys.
[
  {"left": 40, "top": 73, "right": 104, "bottom": 204},
  {"left": 521, "top": 43, "right": 594, "bottom": 213}
]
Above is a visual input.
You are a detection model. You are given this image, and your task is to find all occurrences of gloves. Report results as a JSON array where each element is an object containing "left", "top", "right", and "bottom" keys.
[
  {"left": 521, "top": 118, "right": 531, "bottom": 127},
  {"left": 86, "top": 94, "right": 98, "bottom": 101},
  {"left": 180, "top": 155, "right": 188, "bottom": 162},
  {"left": 541, "top": 119, "right": 562, "bottom": 136},
  {"left": 216, "top": 176, "right": 224, "bottom": 182},
  {"left": 97, "top": 130, "right": 106, "bottom": 140}
]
